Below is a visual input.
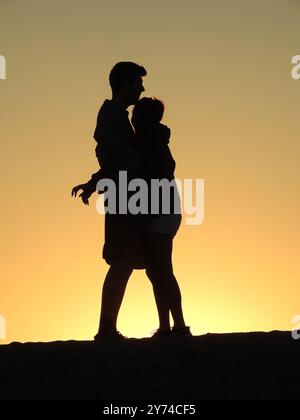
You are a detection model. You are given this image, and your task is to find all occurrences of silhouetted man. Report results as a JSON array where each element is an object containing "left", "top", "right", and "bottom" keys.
[{"left": 73, "top": 62, "right": 146, "bottom": 339}]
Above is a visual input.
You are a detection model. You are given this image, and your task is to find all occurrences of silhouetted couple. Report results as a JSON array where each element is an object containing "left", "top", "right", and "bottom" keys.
[{"left": 72, "top": 62, "right": 191, "bottom": 339}]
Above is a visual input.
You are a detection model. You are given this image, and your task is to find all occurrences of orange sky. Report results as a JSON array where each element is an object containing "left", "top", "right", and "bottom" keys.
[{"left": 0, "top": 0, "right": 299, "bottom": 344}]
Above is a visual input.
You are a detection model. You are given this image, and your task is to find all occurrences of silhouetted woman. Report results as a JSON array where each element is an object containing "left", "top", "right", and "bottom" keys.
[
  {"left": 73, "top": 97, "right": 191, "bottom": 338},
  {"left": 132, "top": 97, "right": 191, "bottom": 337}
]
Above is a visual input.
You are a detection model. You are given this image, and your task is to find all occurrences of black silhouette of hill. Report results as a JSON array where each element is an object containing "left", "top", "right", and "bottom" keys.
[{"left": 0, "top": 331, "right": 299, "bottom": 400}]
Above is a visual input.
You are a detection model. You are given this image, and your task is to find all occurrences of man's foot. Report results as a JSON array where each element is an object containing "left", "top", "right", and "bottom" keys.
[
  {"left": 151, "top": 328, "right": 173, "bottom": 339},
  {"left": 94, "top": 330, "right": 127, "bottom": 341},
  {"left": 172, "top": 326, "right": 192, "bottom": 337}
]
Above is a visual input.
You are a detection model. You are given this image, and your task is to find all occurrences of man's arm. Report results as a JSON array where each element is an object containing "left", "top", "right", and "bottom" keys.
[
  {"left": 88, "top": 106, "right": 140, "bottom": 190},
  {"left": 87, "top": 118, "right": 140, "bottom": 190},
  {"left": 85, "top": 152, "right": 141, "bottom": 194}
]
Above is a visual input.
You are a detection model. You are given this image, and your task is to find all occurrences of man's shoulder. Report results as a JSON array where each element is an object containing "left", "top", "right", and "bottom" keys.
[
  {"left": 97, "top": 99, "right": 112, "bottom": 118},
  {"left": 94, "top": 102, "right": 126, "bottom": 143},
  {"left": 96, "top": 99, "right": 127, "bottom": 126}
]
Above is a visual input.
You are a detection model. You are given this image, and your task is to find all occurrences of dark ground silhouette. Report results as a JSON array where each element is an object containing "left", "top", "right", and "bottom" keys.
[{"left": 0, "top": 331, "right": 299, "bottom": 400}]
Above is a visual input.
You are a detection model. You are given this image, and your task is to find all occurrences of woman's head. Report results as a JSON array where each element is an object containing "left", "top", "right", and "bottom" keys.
[{"left": 132, "top": 97, "right": 164, "bottom": 131}]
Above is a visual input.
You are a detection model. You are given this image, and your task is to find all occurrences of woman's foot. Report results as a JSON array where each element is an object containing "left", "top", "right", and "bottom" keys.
[{"left": 172, "top": 326, "right": 192, "bottom": 337}]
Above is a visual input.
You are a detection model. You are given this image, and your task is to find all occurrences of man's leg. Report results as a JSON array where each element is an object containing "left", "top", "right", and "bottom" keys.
[{"left": 97, "top": 261, "right": 134, "bottom": 334}]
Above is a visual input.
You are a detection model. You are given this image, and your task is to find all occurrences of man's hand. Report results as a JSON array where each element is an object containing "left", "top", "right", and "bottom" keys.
[{"left": 71, "top": 183, "right": 93, "bottom": 206}]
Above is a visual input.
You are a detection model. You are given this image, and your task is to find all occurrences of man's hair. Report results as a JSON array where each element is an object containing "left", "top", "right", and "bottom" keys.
[
  {"left": 109, "top": 62, "right": 147, "bottom": 94},
  {"left": 132, "top": 97, "right": 164, "bottom": 128}
]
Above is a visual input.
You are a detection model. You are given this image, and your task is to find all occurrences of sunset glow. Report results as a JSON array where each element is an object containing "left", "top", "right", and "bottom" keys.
[{"left": 1, "top": 0, "right": 299, "bottom": 344}]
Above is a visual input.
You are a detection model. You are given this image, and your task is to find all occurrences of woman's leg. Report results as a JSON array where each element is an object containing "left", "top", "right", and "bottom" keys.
[
  {"left": 145, "top": 233, "right": 186, "bottom": 330},
  {"left": 146, "top": 264, "right": 170, "bottom": 331}
]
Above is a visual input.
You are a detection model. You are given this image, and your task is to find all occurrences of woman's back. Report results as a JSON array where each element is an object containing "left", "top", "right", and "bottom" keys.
[{"left": 137, "top": 123, "right": 175, "bottom": 181}]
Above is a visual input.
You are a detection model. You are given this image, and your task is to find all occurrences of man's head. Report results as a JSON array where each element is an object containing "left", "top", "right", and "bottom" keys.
[{"left": 109, "top": 62, "right": 147, "bottom": 105}]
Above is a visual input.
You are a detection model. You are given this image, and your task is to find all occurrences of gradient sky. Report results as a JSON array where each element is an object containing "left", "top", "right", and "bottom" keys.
[{"left": 0, "top": 0, "right": 299, "bottom": 344}]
